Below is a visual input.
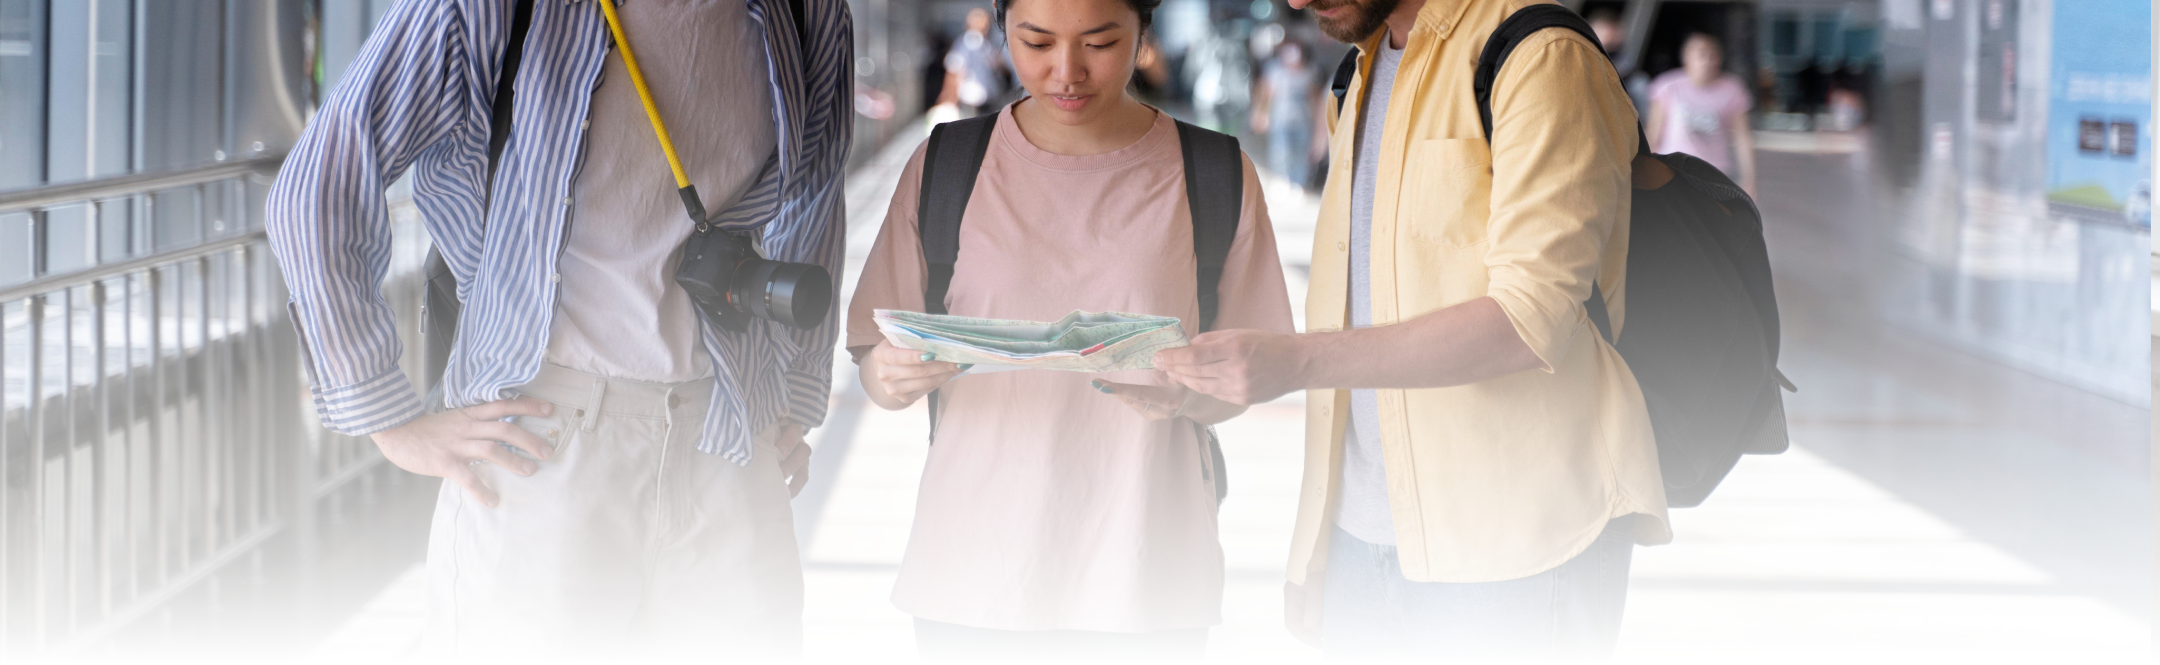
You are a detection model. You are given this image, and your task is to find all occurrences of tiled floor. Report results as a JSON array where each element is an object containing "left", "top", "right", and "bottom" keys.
[{"left": 305, "top": 124, "right": 2152, "bottom": 664}]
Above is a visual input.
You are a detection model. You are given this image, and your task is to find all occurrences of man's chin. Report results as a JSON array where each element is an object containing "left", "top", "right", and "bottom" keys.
[
  {"left": 1312, "top": 8, "right": 1386, "bottom": 44},
  {"left": 1315, "top": 19, "right": 1366, "bottom": 44}
]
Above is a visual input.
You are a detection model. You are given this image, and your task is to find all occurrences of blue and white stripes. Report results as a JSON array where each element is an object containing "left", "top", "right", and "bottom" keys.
[{"left": 267, "top": 0, "right": 851, "bottom": 463}]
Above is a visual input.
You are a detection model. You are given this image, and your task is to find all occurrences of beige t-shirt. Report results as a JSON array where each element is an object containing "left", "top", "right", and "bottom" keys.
[
  {"left": 846, "top": 104, "right": 1295, "bottom": 632},
  {"left": 547, "top": 0, "right": 775, "bottom": 382}
]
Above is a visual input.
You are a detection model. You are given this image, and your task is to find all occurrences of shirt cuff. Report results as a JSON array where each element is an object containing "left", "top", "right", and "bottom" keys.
[
  {"left": 782, "top": 364, "right": 830, "bottom": 429},
  {"left": 312, "top": 367, "right": 427, "bottom": 436},
  {"left": 1486, "top": 278, "right": 1584, "bottom": 374}
]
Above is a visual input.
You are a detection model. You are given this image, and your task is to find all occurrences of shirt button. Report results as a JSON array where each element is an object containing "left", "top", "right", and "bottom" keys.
[
  {"left": 546, "top": 428, "right": 559, "bottom": 439},
  {"left": 561, "top": 196, "right": 573, "bottom": 206},
  {"left": 1338, "top": 241, "right": 1347, "bottom": 251},
  {"left": 580, "top": 119, "right": 590, "bottom": 131},
  {"left": 551, "top": 272, "right": 562, "bottom": 283}
]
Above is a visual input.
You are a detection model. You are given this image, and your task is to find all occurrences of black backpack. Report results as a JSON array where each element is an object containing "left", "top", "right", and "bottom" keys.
[
  {"left": 914, "top": 113, "right": 1244, "bottom": 502},
  {"left": 1327, "top": 5, "right": 1793, "bottom": 507}
]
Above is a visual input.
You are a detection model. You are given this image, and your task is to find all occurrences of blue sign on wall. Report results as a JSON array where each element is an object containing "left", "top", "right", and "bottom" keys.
[{"left": 2045, "top": 0, "right": 2151, "bottom": 228}]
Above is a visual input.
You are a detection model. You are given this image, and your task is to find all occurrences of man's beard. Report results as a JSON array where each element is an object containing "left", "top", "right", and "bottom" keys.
[{"left": 1308, "top": 0, "right": 1402, "bottom": 44}]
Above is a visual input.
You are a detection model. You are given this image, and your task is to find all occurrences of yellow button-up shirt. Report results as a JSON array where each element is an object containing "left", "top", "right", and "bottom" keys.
[{"left": 1289, "top": 0, "right": 1672, "bottom": 586}]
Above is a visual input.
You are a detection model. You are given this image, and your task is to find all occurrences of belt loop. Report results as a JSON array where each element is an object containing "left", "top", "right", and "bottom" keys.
[
  {"left": 662, "top": 387, "right": 679, "bottom": 430},
  {"left": 582, "top": 378, "right": 607, "bottom": 433}
]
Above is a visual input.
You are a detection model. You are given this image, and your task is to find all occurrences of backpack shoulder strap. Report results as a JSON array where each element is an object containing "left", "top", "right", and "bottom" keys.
[
  {"left": 913, "top": 112, "right": 998, "bottom": 443},
  {"left": 1328, "top": 49, "right": 1359, "bottom": 117},
  {"left": 1472, "top": 4, "right": 1603, "bottom": 142},
  {"left": 1174, "top": 120, "right": 1242, "bottom": 333},
  {"left": 485, "top": 0, "right": 537, "bottom": 197},
  {"left": 916, "top": 113, "right": 999, "bottom": 315}
]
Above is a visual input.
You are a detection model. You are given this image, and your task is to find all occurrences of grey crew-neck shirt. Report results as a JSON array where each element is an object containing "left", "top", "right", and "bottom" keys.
[
  {"left": 1335, "top": 41, "right": 1404, "bottom": 546},
  {"left": 547, "top": 0, "right": 776, "bottom": 383}
]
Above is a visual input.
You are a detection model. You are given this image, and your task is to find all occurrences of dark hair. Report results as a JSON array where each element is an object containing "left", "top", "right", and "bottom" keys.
[{"left": 993, "top": 0, "right": 1161, "bottom": 36}]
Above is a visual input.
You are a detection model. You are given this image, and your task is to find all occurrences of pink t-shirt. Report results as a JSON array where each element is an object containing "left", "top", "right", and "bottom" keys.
[
  {"left": 1648, "top": 71, "right": 1753, "bottom": 176},
  {"left": 846, "top": 103, "right": 1294, "bottom": 632}
]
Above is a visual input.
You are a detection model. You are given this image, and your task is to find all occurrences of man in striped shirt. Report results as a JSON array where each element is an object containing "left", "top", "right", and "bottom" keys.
[{"left": 266, "top": 0, "right": 850, "bottom": 657}]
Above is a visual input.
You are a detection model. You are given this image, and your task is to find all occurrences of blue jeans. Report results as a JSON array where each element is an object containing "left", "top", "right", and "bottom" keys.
[{"left": 1321, "top": 520, "right": 1635, "bottom": 660}]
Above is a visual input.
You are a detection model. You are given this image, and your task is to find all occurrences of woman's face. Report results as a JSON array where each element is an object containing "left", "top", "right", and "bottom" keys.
[
  {"left": 1682, "top": 35, "right": 1723, "bottom": 83},
  {"left": 1004, "top": 0, "right": 1142, "bottom": 126}
]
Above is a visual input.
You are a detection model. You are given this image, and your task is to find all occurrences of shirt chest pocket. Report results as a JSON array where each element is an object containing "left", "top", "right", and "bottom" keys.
[{"left": 1400, "top": 138, "right": 1492, "bottom": 249}]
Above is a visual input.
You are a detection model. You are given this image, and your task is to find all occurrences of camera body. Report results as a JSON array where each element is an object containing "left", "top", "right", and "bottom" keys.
[{"left": 674, "top": 228, "right": 833, "bottom": 333}]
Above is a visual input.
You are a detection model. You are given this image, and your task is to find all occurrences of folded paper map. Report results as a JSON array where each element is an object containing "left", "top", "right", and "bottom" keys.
[{"left": 873, "top": 309, "right": 1189, "bottom": 373}]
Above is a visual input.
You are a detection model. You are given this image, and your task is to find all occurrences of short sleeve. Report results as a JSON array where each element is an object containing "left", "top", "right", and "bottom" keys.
[
  {"left": 1208, "top": 153, "right": 1297, "bottom": 335},
  {"left": 844, "top": 142, "right": 934, "bottom": 361},
  {"left": 1645, "top": 71, "right": 1681, "bottom": 105},
  {"left": 1722, "top": 76, "right": 1754, "bottom": 116}
]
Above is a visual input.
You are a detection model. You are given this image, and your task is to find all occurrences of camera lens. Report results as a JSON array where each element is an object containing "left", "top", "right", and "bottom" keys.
[{"left": 728, "top": 257, "right": 833, "bottom": 330}]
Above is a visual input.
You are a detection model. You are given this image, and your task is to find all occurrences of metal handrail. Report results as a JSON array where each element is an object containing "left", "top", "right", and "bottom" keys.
[
  {"left": 0, "top": 232, "right": 267, "bottom": 303},
  {"left": 0, "top": 156, "right": 284, "bottom": 215}
]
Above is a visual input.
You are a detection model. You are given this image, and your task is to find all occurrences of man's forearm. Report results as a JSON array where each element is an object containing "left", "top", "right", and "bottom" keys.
[{"left": 1294, "top": 296, "right": 1544, "bottom": 390}]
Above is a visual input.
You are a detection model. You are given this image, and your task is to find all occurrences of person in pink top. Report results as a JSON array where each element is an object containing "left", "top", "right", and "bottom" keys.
[
  {"left": 844, "top": 0, "right": 1294, "bottom": 658},
  {"left": 1647, "top": 32, "right": 1758, "bottom": 194}
]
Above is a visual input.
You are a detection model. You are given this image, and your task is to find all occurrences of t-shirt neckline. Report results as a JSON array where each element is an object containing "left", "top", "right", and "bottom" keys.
[{"left": 994, "top": 99, "right": 1173, "bottom": 172}]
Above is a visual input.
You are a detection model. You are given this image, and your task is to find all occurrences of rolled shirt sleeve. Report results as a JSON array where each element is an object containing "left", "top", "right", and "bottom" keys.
[
  {"left": 776, "top": 179, "right": 848, "bottom": 430},
  {"left": 768, "top": 8, "right": 853, "bottom": 430},
  {"left": 1480, "top": 34, "right": 1637, "bottom": 371},
  {"left": 266, "top": 0, "right": 482, "bottom": 435}
]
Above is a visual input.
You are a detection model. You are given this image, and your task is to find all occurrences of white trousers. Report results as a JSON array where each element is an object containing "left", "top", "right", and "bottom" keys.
[{"left": 423, "top": 363, "right": 802, "bottom": 662}]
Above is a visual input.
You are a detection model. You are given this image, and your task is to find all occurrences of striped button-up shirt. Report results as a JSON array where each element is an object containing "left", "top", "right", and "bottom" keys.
[{"left": 267, "top": 0, "right": 851, "bottom": 463}]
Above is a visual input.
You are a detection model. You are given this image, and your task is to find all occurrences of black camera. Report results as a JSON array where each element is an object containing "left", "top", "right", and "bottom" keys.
[{"left": 674, "top": 227, "right": 833, "bottom": 333}]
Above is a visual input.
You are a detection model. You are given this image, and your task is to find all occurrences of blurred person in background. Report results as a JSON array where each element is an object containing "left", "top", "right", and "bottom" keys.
[
  {"left": 1585, "top": 6, "right": 1624, "bottom": 60},
  {"left": 1587, "top": 7, "right": 1652, "bottom": 117},
  {"left": 1251, "top": 39, "right": 1319, "bottom": 186},
  {"left": 1157, "top": 0, "right": 1670, "bottom": 659},
  {"left": 939, "top": 7, "right": 1012, "bottom": 117},
  {"left": 1647, "top": 31, "right": 1757, "bottom": 193},
  {"left": 1185, "top": 14, "right": 1253, "bottom": 131},
  {"left": 265, "top": 0, "right": 850, "bottom": 658},
  {"left": 846, "top": 0, "right": 1295, "bottom": 657},
  {"left": 1133, "top": 34, "right": 1176, "bottom": 104}
]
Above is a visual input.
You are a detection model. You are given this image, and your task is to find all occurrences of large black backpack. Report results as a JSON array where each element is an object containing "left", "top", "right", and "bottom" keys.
[
  {"left": 914, "top": 113, "right": 1244, "bottom": 502},
  {"left": 1328, "top": 5, "right": 1793, "bottom": 507}
]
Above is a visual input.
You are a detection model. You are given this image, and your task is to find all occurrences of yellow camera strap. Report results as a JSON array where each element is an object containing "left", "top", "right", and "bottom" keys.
[{"left": 596, "top": 0, "right": 713, "bottom": 230}]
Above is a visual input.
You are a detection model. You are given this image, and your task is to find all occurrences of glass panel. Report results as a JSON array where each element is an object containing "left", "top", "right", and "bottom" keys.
[
  {"left": 203, "top": 180, "right": 234, "bottom": 240},
  {"left": 151, "top": 186, "right": 201, "bottom": 252},
  {"left": 123, "top": 273, "right": 151, "bottom": 598},
  {"left": 43, "top": 205, "right": 95, "bottom": 277},
  {"left": 69, "top": 286, "right": 95, "bottom": 391},
  {"left": 136, "top": 2, "right": 224, "bottom": 173},
  {"left": 0, "top": 212, "right": 29, "bottom": 287},
  {"left": 2, "top": 300, "right": 22, "bottom": 413},
  {"left": 0, "top": 0, "right": 47, "bottom": 189},
  {"left": 98, "top": 198, "right": 135, "bottom": 263},
  {"left": 243, "top": 177, "right": 271, "bottom": 231},
  {"left": 46, "top": 1, "right": 91, "bottom": 183},
  {"left": 1, "top": 299, "right": 30, "bottom": 642},
  {"left": 90, "top": 0, "right": 132, "bottom": 179}
]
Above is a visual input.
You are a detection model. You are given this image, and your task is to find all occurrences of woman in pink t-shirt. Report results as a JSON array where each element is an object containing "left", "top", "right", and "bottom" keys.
[
  {"left": 843, "top": 0, "right": 1295, "bottom": 657},
  {"left": 1647, "top": 32, "right": 1757, "bottom": 193}
]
